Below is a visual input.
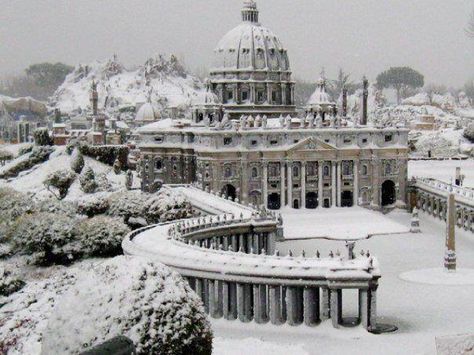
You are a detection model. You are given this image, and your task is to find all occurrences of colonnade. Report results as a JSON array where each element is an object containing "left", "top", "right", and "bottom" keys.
[
  {"left": 184, "top": 278, "right": 378, "bottom": 329},
  {"left": 262, "top": 160, "right": 359, "bottom": 209}
]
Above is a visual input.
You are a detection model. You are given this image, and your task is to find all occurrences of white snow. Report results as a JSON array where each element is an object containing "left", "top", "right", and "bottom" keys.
[
  {"left": 408, "top": 159, "right": 474, "bottom": 187},
  {"left": 399, "top": 268, "right": 474, "bottom": 286},
  {"left": 281, "top": 206, "right": 409, "bottom": 240}
]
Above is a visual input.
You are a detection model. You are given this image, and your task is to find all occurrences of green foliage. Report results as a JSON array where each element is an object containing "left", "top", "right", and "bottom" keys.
[
  {"left": 464, "top": 122, "right": 474, "bottom": 143},
  {"left": 70, "top": 148, "right": 85, "bottom": 174},
  {"left": 0, "top": 269, "right": 25, "bottom": 296},
  {"left": 376, "top": 67, "right": 424, "bottom": 103},
  {"left": 9, "top": 212, "right": 76, "bottom": 265},
  {"left": 25, "top": 62, "right": 73, "bottom": 91},
  {"left": 18, "top": 144, "right": 33, "bottom": 156},
  {"left": 113, "top": 157, "right": 122, "bottom": 174},
  {"left": 78, "top": 142, "right": 128, "bottom": 169},
  {"left": 79, "top": 166, "right": 98, "bottom": 193},
  {"left": 33, "top": 128, "right": 52, "bottom": 146},
  {"left": 43, "top": 169, "right": 76, "bottom": 200},
  {"left": 0, "top": 146, "right": 54, "bottom": 179},
  {"left": 77, "top": 197, "right": 110, "bottom": 217},
  {"left": 72, "top": 216, "right": 130, "bottom": 257},
  {"left": 0, "top": 150, "right": 13, "bottom": 161}
]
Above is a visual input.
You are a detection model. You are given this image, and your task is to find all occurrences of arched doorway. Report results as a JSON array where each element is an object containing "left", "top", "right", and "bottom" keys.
[
  {"left": 341, "top": 191, "right": 353, "bottom": 207},
  {"left": 221, "top": 184, "right": 237, "bottom": 201},
  {"left": 268, "top": 193, "right": 281, "bottom": 210},
  {"left": 293, "top": 199, "right": 300, "bottom": 209},
  {"left": 306, "top": 192, "right": 318, "bottom": 209},
  {"left": 381, "top": 180, "right": 396, "bottom": 206}
]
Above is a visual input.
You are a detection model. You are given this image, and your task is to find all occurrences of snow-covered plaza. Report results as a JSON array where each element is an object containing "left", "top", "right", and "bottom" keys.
[{"left": 213, "top": 209, "right": 474, "bottom": 355}]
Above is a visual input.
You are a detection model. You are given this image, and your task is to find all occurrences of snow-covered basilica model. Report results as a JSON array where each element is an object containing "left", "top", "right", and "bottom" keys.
[{"left": 136, "top": 0, "right": 409, "bottom": 210}]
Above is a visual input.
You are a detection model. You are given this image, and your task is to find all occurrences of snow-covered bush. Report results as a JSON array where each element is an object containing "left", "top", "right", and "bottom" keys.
[
  {"left": 72, "top": 216, "right": 130, "bottom": 257},
  {"left": 0, "top": 146, "right": 54, "bottom": 179},
  {"left": 0, "top": 267, "right": 79, "bottom": 354},
  {"left": 79, "top": 166, "right": 98, "bottom": 193},
  {"left": 144, "top": 189, "right": 193, "bottom": 224},
  {"left": 464, "top": 123, "right": 474, "bottom": 143},
  {"left": 107, "top": 191, "right": 147, "bottom": 224},
  {"left": 33, "top": 127, "right": 52, "bottom": 146},
  {"left": 113, "top": 157, "right": 122, "bottom": 174},
  {"left": 78, "top": 142, "right": 128, "bottom": 168},
  {"left": 96, "top": 171, "right": 112, "bottom": 191},
  {"left": 0, "top": 267, "right": 25, "bottom": 296},
  {"left": 76, "top": 196, "right": 110, "bottom": 217},
  {"left": 41, "top": 256, "right": 213, "bottom": 355},
  {"left": 0, "top": 188, "right": 33, "bottom": 239},
  {"left": 18, "top": 144, "right": 33, "bottom": 156},
  {"left": 43, "top": 169, "right": 76, "bottom": 200},
  {"left": 34, "top": 198, "right": 77, "bottom": 218},
  {"left": 0, "top": 149, "right": 13, "bottom": 161},
  {"left": 70, "top": 148, "right": 84, "bottom": 174},
  {"left": 9, "top": 212, "right": 77, "bottom": 265}
]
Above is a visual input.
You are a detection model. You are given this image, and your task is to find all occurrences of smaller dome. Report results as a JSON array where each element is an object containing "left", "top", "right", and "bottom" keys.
[
  {"left": 306, "top": 75, "right": 335, "bottom": 108},
  {"left": 136, "top": 102, "right": 159, "bottom": 122}
]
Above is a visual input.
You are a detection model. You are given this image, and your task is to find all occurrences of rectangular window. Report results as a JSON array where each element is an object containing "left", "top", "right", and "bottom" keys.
[
  {"left": 270, "top": 140, "right": 278, "bottom": 145},
  {"left": 224, "top": 137, "right": 232, "bottom": 145},
  {"left": 227, "top": 91, "right": 233, "bottom": 101},
  {"left": 257, "top": 90, "right": 265, "bottom": 103},
  {"left": 272, "top": 91, "right": 277, "bottom": 102},
  {"left": 155, "top": 160, "right": 162, "bottom": 170},
  {"left": 362, "top": 138, "right": 368, "bottom": 143},
  {"left": 344, "top": 138, "right": 351, "bottom": 144},
  {"left": 251, "top": 140, "right": 258, "bottom": 146},
  {"left": 242, "top": 91, "right": 249, "bottom": 101},
  {"left": 385, "top": 135, "right": 393, "bottom": 142}
]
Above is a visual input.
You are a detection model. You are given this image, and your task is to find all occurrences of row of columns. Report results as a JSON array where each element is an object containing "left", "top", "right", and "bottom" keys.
[
  {"left": 192, "top": 231, "right": 275, "bottom": 255},
  {"left": 187, "top": 278, "right": 377, "bottom": 330},
  {"left": 217, "top": 82, "right": 294, "bottom": 106},
  {"left": 262, "top": 160, "right": 359, "bottom": 209}
]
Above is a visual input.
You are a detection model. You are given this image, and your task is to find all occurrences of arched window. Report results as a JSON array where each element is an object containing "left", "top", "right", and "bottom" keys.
[
  {"left": 251, "top": 167, "right": 258, "bottom": 178},
  {"left": 293, "top": 166, "right": 299, "bottom": 178},
  {"left": 323, "top": 166, "right": 330, "bottom": 177},
  {"left": 224, "top": 166, "right": 232, "bottom": 178},
  {"left": 343, "top": 162, "right": 351, "bottom": 176},
  {"left": 362, "top": 165, "right": 368, "bottom": 175},
  {"left": 385, "top": 163, "right": 392, "bottom": 175}
]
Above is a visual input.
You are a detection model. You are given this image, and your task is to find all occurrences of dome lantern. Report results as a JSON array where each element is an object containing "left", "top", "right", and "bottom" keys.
[{"left": 242, "top": 0, "right": 259, "bottom": 23}]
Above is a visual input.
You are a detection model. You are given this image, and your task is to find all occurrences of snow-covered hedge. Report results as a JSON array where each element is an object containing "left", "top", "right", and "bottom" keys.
[
  {"left": 107, "top": 191, "right": 147, "bottom": 224},
  {"left": 0, "top": 188, "right": 33, "bottom": 239},
  {"left": 144, "top": 189, "right": 193, "bottom": 224},
  {"left": 18, "top": 144, "right": 33, "bottom": 156},
  {"left": 78, "top": 142, "right": 129, "bottom": 169},
  {"left": 464, "top": 123, "right": 474, "bottom": 143},
  {"left": 41, "top": 256, "right": 213, "bottom": 355},
  {"left": 72, "top": 216, "right": 130, "bottom": 257},
  {"left": 9, "top": 212, "right": 76, "bottom": 265},
  {"left": 70, "top": 148, "right": 84, "bottom": 174},
  {"left": 0, "top": 146, "right": 54, "bottom": 179},
  {"left": 34, "top": 198, "right": 77, "bottom": 218},
  {"left": 76, "top": 196, "right": 110, "bottom": 217},
  {"left": 43, "top": 169, "right": 76, "bottom": 200},
  {"left": 0, "top": 267, "right": 25, "bottom": 296},
  {"left": 79, "top": 166, "right": 98, "bottom": 193},
  {"left": 33, "top": 127, "right": 52, "bottom": 146}
]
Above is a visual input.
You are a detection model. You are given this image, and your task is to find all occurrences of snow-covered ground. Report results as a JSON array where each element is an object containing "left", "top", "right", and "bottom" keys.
[
  {"left": 214, "top": 210, "right": 474, "bottom": 355},
  {"left": 408, "top": 159, "right": 474, "bottom": 187},
  {"left": 282, "top": 206, "right": 409, "bottom": 240}
]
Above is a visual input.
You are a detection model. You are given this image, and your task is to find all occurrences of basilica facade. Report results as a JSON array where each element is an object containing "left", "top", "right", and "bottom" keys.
[{"left": 136, "top": 0, "right": 409, "bottom": 210}]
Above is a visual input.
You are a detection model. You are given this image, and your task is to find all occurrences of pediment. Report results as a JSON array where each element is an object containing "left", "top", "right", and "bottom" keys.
[{"left": 287, "top": 137, "right": 336, "bottom": 152}]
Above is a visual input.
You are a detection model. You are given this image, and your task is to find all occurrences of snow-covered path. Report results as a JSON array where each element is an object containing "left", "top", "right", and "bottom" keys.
[{"left": 213, "top": 210, "right": 474, "bottom": 355}]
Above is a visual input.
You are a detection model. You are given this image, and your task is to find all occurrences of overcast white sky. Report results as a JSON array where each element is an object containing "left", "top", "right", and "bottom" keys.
[{"left": 1, "top": 0, "right": 473, "bottom": 86}]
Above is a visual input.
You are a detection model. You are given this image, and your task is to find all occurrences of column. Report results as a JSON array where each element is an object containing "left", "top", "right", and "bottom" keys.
[
  {"left": 263, "top": 162, "right": 268, "bottom": 209},
  {"left": 281, "top": 85, "right": 286, "bottom": 105},
  {"left": 241, "top": 159, "right": 249, "bottom": 204},
  {"left": 280, "top": 161, "right": 286, "bottom": 208},
  {"left": 337, "top": 161, "right": 342, "bottom": 207},
  {"left": 330, "top": 289, "right": 342, "bottom": 328},
  {"left": 353, "top": 160, "right": 359, "bottom": 207},
  {"left": 369, "top": 289, "right": 377, "bottom": 330},
  {"left": 286, "top": 286, "right": 298, "bottom": 326},
  {"left": 318, "top": 161, "right": 323, "bottom": 208},
  {"left": 303, "top": 287, "right": 320, "bottom": 326},
  {"left": 321, "top": 287, "right": 331, "bottom": 319},
  {"left": 287, "top": 160, "right": 293, "bottom": 207},
  {"left": 267, "top": 83, "right": 272, "bottom": 104},
  {"left": 301, "top": 162, "right": 306, "bottom": 209},
  {"left": 331, "top": 162, "right": 337, "bottom": 207},
  {"left": 269, "top": 285, "right": 283, "bottom": 325},
  {"left": 253, "top": 284, "right": 268, "bottom": 324},
  {"left": 359, "top": 289, "right": 369, "bottom": 329}
]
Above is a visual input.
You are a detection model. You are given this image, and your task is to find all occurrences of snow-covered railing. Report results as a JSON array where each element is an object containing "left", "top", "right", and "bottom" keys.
[
  {"left": 123, "top": 218, "right": 381, "bottom": 331},
  {"left": 411, "top": 177, "right": 474, "bottom": 232}
]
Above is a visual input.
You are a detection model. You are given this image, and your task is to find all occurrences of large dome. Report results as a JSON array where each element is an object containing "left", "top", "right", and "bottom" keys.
[{"left": 212, "top": 1, "right": 290, "bottom": 72}]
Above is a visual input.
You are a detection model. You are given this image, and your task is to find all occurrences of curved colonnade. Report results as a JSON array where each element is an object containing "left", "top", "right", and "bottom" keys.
[{"left": 123, "top": 211, "right": 381, "bottom": 331}]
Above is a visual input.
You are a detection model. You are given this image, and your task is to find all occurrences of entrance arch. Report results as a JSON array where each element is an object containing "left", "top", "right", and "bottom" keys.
[
  {"left": 341, "top": 191, "right": 353, "bottom": 207},
  {"left": 381, "top": 180, "right": 396, "bottom": 206},
  {"left": 268, "top": 193, "right": 281, "bottom": 210},
  {"left": 293, "top": 199, "right": 300, "bottom": 209},
  {"left": 221, "top": 184, "right": 237, "bottom": 201},
  {"left": 306, "top": 192, "right": 318, "bottom": 209}
]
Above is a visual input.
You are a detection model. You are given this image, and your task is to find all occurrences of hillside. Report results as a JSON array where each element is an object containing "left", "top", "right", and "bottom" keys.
[{"left": 49, "top": 55, "right": 209, "bottom": 120}]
